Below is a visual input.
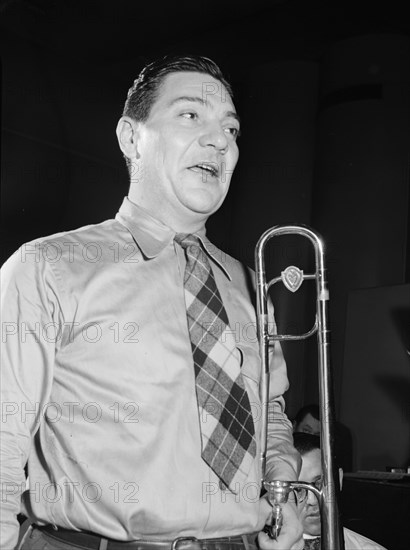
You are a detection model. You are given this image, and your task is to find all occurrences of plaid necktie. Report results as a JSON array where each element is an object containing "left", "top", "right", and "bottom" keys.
[{"left": 175, "top": 234, "right": 256, "bottom": 491}]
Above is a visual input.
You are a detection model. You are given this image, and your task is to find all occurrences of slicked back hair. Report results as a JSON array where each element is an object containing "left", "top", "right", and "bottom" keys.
[
  {"left": 294, "top": 404, "right": 320, "bottom": 426},
  {"left": 293, "top": 432, "right": 321, "bottom": 457},
  {"left": 122, "top": 54, "right": 234, "bottom": 123}
]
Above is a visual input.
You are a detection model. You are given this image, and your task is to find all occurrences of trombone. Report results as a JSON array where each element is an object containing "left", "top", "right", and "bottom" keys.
[{"left": 255, "top": 224, "right": 345, "bottom": 549}]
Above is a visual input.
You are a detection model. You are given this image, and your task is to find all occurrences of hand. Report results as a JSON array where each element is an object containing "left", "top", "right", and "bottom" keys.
[{"left": 258, "top": 501, "right": 304, "bottom": 550}]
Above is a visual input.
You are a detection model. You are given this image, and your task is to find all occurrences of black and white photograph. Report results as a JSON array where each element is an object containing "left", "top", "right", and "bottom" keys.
[{"left": 1, "top": 1, "right": 409, "bottom": 549}]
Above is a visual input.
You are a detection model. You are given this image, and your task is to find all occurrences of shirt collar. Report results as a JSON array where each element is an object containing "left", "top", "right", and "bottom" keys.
[
  {"left": 115, "top": 197, "right": 231, "bottom": 280},
  {"left": 116, "top": 197, "right": 174, "bottom": 258},
  {"left": 196, "top": 233, "right": 231, "bottom": 281}
]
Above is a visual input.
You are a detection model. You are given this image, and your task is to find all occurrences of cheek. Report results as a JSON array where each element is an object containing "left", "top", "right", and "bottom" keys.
[
  {"left": 227, "top": 146, "right": 239, "bottom": 171},
  {"left": 221, "top": 152, "right": 239, "bottom": 189},
  {"left": 143, "top": 128, "right": 173, "bottom": 163},
  {"left": 299, "top": 503, "right": 309, "bottom": 520},
  {"left": 160, "top": 135, "right": 190, "bottom": 174},
  {"left": 154, "top": 136, "right": 170, "bottom": 166}
]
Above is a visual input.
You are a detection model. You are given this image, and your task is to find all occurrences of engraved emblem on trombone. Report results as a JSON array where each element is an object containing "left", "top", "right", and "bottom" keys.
[{"left": 281, "top": 266, "right": 304, "bottom": 292}]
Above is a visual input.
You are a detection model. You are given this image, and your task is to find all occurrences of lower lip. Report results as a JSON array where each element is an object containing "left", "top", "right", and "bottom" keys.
[{"left": 189, "top": 167, "right": 218, "bottom": 179}]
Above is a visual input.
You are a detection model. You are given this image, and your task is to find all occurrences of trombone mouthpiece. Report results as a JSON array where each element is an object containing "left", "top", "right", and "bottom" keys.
[
  {"left": 262, "top": 480, "right": 292, "bottom": 540},
  {"left": 263, "top": 479, "right": 292, "bottom": 505}
]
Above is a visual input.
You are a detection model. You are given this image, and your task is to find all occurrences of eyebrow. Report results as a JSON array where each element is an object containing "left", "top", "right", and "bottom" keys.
[{"left": 168, "top": 96, "right": 241, "bottom": 125}]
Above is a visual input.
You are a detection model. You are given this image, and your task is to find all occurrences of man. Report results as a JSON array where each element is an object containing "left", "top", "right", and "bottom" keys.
[
  {"left": 1, "top": 55, "right": 303, "bottom": 550},
  {"left": 293, "top": 404, "right": 353, "bottom": 472},
  {"left": 292, "top": 405, "right": 320, "bottom": 436},
  {"left": 292, "top": 432, "right": 387, "bottom": 549}
]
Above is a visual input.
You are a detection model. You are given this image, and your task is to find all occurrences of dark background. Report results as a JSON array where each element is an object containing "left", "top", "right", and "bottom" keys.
[
  {"left": 1, "top": 0, "right": 410, "bottom": 474},
  {"left": 1, "top": 1, "right": 410, "bottom": 548}
]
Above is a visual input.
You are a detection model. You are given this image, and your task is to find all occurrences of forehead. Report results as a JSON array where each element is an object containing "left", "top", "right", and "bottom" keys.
[
  {"left": 299, "top": 449, "right": 322, "bottom": 481},
  {"left": 153, "top": 71, "right": 236, "bottom": 113}
]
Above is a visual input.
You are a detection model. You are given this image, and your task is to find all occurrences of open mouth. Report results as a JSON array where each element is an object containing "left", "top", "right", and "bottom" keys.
[
  {"left": 305, "top": 512, "right": 320, "bottom": 520},
  {"left": 190, "top": 162, "right": 219, "bottom": 179}
]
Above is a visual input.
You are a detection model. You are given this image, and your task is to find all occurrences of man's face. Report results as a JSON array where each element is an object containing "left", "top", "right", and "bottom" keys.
[
  {"left": 134, "top": 71, "right": 240, "bottom": 230},
  {"left": 294, "top": 413, "right": 320, "bottom": 436},
  {"left": 298, "top": 449, "right": 322, "bottom": 536}
]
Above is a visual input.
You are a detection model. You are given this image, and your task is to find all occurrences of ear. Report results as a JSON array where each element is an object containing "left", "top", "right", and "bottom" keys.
[
  {"left": 339, "top": 467, "right": 343, "bottom": 490},
  {"left": 116, "top": 116, "right": 140, "bottom": 160}
]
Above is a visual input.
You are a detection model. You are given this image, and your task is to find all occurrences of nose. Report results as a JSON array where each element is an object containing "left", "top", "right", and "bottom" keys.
[{"left": 199, "top": 122, "right": 228, "bottom": 153}]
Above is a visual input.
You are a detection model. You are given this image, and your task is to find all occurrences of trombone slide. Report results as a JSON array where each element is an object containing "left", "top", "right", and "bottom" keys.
[{"left": 255, "top": 224, "right": 345, "bottom": 550}]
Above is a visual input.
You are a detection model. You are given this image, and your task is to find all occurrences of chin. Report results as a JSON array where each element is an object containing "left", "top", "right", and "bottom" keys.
[
  {"left": 304, "top": 518, "right": 321, "bottom": 537},
  {"left": 182, "top": 192, "right": 224, "bottom": 216}
]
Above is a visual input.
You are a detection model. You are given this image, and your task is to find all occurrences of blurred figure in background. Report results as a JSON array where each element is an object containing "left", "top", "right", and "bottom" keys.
[
  {"left": 293, "top": 432, "right": 387, "bottom": 550},
  {"left": 293, "top": 404, "right": 320, "bottom": 436},
  {"left": 293, "top": 404, "right": 353, "bottom": 472}
]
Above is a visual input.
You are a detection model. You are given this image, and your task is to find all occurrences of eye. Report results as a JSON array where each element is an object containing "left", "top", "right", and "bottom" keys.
[
  {"left": 293, "top": 488, "right": 308, "bottom": 503},
  {"left": 314, "top": 479, "right": 323, "bottom": 490},
  {"left": 181, "top": 112, "right": 198, "bottom": 120},
  {"left": 224, "top": 126, "right": 241, "bottom": 139},
  {"left": 302, "top": 427, "right": 314, "bottom": 434}
]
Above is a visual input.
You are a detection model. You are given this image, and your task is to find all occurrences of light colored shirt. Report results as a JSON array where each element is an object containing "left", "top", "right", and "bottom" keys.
[
  {"left": 1, "top": 197, "right": 299, "bottom": 549},
  {"left": 303, "top": 528, "right": 388, "bottom": 549},
  {"left": 343, "top": 527, "right": 388, "bottom": 550}
]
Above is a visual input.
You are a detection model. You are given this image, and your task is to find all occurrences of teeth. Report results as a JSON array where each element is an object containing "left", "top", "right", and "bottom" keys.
[{"left": 197, "top": 163, "right": 217, "bottom": 176}]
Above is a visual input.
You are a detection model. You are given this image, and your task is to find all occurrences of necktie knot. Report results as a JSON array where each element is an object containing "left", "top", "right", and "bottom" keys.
[
  {"left": 175, "top": 233, "right": 201, "bottom": 251},
  {"left": 175, "top": 234, "right": 207, "bottom": 272}
]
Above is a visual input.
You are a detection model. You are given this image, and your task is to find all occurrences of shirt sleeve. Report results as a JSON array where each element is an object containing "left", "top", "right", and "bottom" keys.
[
  {"left": 0, "top": 245, "right": 61, "bottom": 550},
  {"left": 263, "top": 300, "right": 301, "bottom": 482},
  {"left": 343, "top": 527, "right": 388, "bottom": 550}
]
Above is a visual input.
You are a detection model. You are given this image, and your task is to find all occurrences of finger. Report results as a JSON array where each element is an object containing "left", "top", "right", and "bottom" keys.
[
  {"left": 259, "top": 496, "right": 273, "bottom": 523},
  {"left": 258, "top": 531, "right": 304, "bottom": 550}
]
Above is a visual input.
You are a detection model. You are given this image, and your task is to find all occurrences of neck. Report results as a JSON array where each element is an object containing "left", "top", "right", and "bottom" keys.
[{"left": 127, "top": 191, "right": 208, "bottom": 234}]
